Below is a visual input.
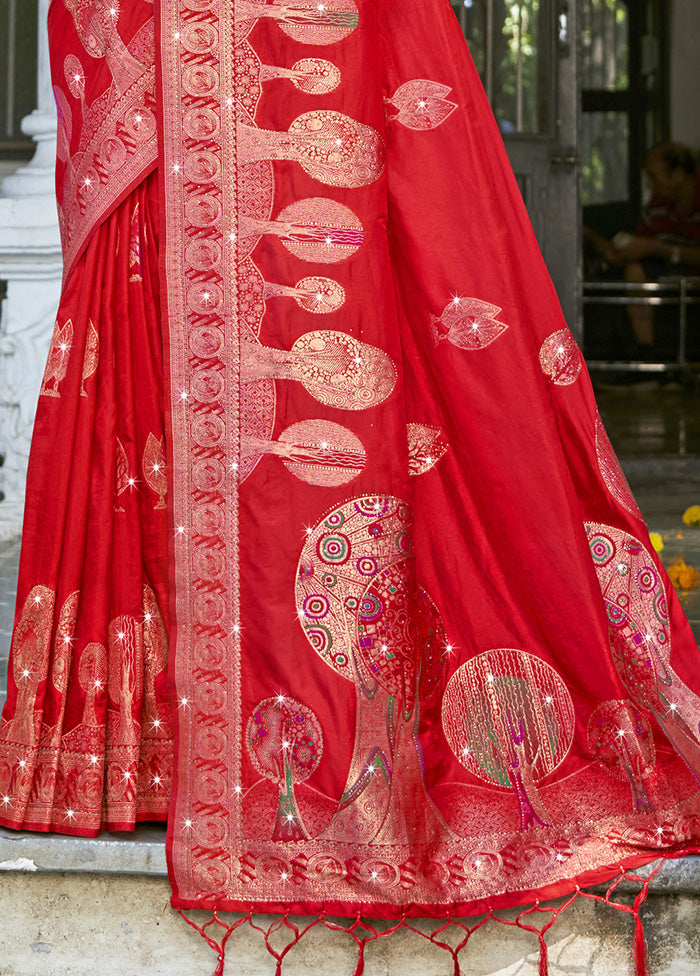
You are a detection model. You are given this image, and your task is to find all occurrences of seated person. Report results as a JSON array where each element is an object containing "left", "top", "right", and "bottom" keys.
[{"left": 584, "top": 142, "right": 700, "bottom": 350}]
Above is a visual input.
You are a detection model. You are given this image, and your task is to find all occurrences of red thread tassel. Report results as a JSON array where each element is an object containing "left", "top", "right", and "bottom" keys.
[
  {"left": 351, "top": 944, "right": 365, "bottom": 976},
  {"left": 210, "top": 953, "right": 225, "bottom": 976},
  {"left": 538, "top": 936, "right": 549, "bottom": 976},
  {"left": 633, "top": 914, "right": 648, "bottom": 976}
]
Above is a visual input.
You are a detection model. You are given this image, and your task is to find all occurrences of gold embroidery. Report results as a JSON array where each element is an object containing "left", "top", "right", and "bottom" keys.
[
  {"left": 64, "top": 53, "right": 87, "bottom": 107},
  {"left": 40, "top": 319, "right": 74, "bottom": 398},
  {"left": 56, "top": 10, "right": 157, "bottom": 278},
  {"left": 241, "top": 419, "right": 366, "bottom": 487},
  {"left": 586, "top": 522, "right": 700, "bottom": 778},
  {"left": 37, "top": 592, "right": 80, "bottom": 760},
  {"left": 385, "top": 80, "right": 458, "bottom": 130},
  {"left": 129, "top": 203, "right": 143, "bottom": 281},
  {"left": 442, "top": 649, "right": 575, "bottom": 831},
  {"left": 80, "top": 319, "right": 100, "bottom": 396},
  {"left": 241, "top": 330, "right": 397, "bottom": 410},
  {"left": 142, "top": 585, "right": 170, "bottom": 737},
  {"left": 142, "top": 433, "right": 167, "bottom": 509},
  {"left": 538, "top": 330, "right": 582, "bottom": 385},
  {"left": 238, "top": 196, "right": 364, "bottom": 264},
  {"left": 238, "top": 111, "right": 385, "bottom": 189},
  {"left": 235, "top": 0, "right": 359, "bottom": 47},
  {"left": 52, "top": 592, "right": 79, "bottom": 697},
  {"left": 79, "top": 642, "right": 108, "bottom": 729},
  {"left": 430, "top": 297, "right": 509, "bottom": 350},
  {"left": 5, "top": 586, "right": 56, "bottom": 749},
  {"left": 247, "top": 697, "right": 323, "bottom": 841},
  {"left": 406, "top": 424, "right": 449, "bottom": 476},
  {"left": 114, "top": 437, "right": 131, "bottom": 511},
  {"left": 594, "top": 416, "right": 642, "bottom": 519},
  {"left": 587, "top": 700, "right": 655, "bottom": 814},
  {"left": 261, "top": 274, "right": 346, "bottom": 314},
  {"left": 64, "top": 0, "right": 148, "bottom": 97},
  {"left": 107, "top": 614, "right": 142, "bottom": 756},
  {"left": 296, "top": 496, "right": 450, "bottom": 844},
  {"left": 259, "top": 58, "right": 341, "bottom": 95}
]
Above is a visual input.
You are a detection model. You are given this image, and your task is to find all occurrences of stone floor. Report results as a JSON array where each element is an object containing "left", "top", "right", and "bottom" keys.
[{"left": 0, "top": 377, "right": 699, "bottom": 709}]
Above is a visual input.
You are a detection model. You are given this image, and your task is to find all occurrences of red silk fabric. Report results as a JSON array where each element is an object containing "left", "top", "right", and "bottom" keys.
[
  {"left": 2, "top": 0, "right": 700, "bottom": 924},
  {"left": 0, "top": 171, "right": 172, "bottom": 833}
]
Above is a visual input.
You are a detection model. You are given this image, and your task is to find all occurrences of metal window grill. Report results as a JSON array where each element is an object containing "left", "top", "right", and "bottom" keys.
[
  {"left": 449, "top": 0, "right": 551, "bottom": 136},
  {"left": 0, "top": 0, "right": 38, "bottom": 157}
]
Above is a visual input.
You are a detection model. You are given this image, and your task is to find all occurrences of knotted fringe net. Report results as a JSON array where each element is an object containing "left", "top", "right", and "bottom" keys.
[{"left": 178, "top": 858, "right": 664, "bottom": 976}]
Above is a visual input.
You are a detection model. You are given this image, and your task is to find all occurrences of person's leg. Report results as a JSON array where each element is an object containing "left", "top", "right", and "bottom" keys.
[{"left": 625, "top": 261, "right": 654, "bottom": 347}]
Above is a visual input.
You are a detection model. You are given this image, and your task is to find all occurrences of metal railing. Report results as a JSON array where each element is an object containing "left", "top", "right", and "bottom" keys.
[{"left": 583, "top": 277, "right": 700, "bottom": 373}]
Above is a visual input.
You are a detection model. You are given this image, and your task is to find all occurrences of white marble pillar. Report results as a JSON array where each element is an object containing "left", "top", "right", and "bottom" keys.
[{"left": 0, "top": 0, "right": 62, "bottom": 537}]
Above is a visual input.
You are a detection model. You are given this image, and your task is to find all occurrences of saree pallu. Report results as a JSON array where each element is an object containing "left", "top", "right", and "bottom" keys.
[{"left": 2, "top": 0, "right": 700, "bottom": 969}]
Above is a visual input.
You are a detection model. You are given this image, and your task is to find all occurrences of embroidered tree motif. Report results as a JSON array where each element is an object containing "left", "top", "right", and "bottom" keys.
[
  {"left": 239, "top": 110, "right": 384, "bottom": 189},
  {"left": 586, "top": 523, "right": 700, "bottom": 784},
  {"left": 241, "top": 330, "right": 397, "bottom": 410},
  {"left": 4, "top": 586, "right": 55, "bottom": 758},
  {"left": 430, "top": 297, "right": 509, "bottom": 351},
  {"left": 588, "top": 701, "right": 656, "bottom": 814},
  {"left": 385, "top": 80, "right": 458, "bottom": 131},
  {"left": 246, "top": 697, "right": 323, "bottom": 841},
  {"left": 261, "top": 275, "right": 346, "bottom": 314},
  {"left": 235, "top": 0, "right": 359, "bottom": 47},
  {"left": 442, "top": 650, "right": 575, "bottom": 831},
  {"left": 241, "top": 419, "right": 366, "bottom": 487},
  {"left": 239, "top": 197, "right": 364, "bottom": 264},
  {"left": 64, "top": 0, "right": 147, "bottom": 97},
  {"left": 54, "top": 84, "right": 73, "bottom": 173},
  {"left": 296, "top": 496, "right": 451, "bottom": 844},
  {"left": 354, "top": 561, "right": 450, "bottom": 843},
  {"left": 260, "top": 58, "right": 342, "bottom": 95},
  {"left": 78, "top": 642, "right": 108, "bottom": 730}
]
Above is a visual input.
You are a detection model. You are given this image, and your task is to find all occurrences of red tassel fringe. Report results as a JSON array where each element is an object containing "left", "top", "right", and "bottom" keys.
[{"left": 177, "top": 859, "right": 665, "bottom": 975}]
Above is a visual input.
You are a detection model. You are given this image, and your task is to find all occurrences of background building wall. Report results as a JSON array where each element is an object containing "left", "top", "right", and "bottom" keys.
[{"left": 670, "top": 0, "right": 700, "bottom": 148}]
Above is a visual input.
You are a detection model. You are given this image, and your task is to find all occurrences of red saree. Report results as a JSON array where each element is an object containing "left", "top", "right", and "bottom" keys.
[{"left": 2, "top": 0, "right": 700, "bottom": 972}]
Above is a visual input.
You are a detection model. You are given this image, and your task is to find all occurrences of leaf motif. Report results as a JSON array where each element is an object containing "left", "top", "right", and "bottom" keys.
[
  {"left": 115, "top": 437, "right": 130, "bottom": 505},
  {"left": 129, "top": 203, "right": 143, "bottom": 282},
  {"left": 406, "top": 424, "right": 449, "bottom": 476},
  {"left": 434, "top": 298, "right": 509, "bottom": 351},
  {"left": 80, "top": 319, "right": 100, "bottom": 396},
  {"left": 142, "top": 433, "right": 167, "bottom": 509},
  {"left": 40, "top": 319, "right": 74, "bottom": 397},
  {"left": 387, "top": 80, "right": 457, "bottom": 131}
]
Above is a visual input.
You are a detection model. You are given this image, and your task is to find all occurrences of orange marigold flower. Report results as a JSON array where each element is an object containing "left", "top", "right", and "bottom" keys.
[{"left": 667, "top": 559, "right": 700, "bottom": 591}]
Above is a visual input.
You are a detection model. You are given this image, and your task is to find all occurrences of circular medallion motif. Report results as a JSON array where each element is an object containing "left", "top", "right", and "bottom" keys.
[
  {"left": 189, "top": 324, "right": 225, "bottom": 359},
  {"left": 538, "top": 330, "right": 581, "bottom": 385},
  {"left": 193, "top": 635, "right": 226, "bottom": 671},
  {"left": 192, "top": 503, "right": 224, "bottom": 538},
  {"left": 191, "top": 369, "right": 224, "bottom": 404},
  {"left": 181, "top": 22, "right": 218, "bottom": 54},
  {"left": 442, "top": 648, "right": 575, "bottom": 788},
  {"left": 182, "top": 63, "right": 219, "bottom": 97}
]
